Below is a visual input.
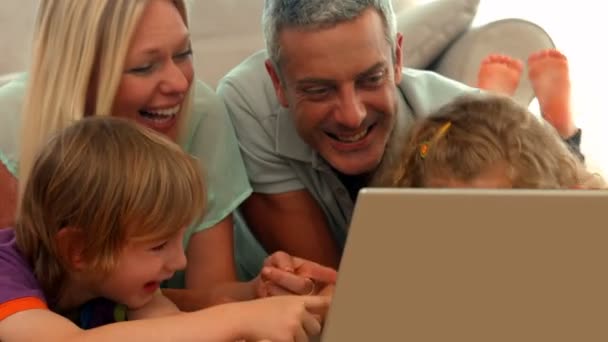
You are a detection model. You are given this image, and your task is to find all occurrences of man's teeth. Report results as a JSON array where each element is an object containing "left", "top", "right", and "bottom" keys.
[{"left": 336, "top": 127, "right": 369, "bottom": 142}]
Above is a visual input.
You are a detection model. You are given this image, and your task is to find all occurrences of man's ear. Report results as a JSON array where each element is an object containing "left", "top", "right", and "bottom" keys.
[
  {"left": 55, "top": 227, "right": 87, "bottom": 270},
  {"left": 393, "top": 32, "right": 404, "bottom": 84},
  {"left": 265, "top": 59, "right": 289, "bottom": 108}
]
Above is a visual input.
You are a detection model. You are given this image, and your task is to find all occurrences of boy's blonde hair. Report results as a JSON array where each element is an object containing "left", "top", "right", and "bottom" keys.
[
  {"left": 19, "top": 0, "right": 193, "bottom": 201},
  {"left": 373, "top": 93, "right": 605, "bottom": 189},
  {"left": 16, "top": 116, "right": 206, "bottom": 300}
]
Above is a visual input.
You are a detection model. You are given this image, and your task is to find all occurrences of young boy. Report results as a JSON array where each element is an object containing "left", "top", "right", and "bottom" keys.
[{"left": 0, "top": 116, "right": 330, "bottom": 341}]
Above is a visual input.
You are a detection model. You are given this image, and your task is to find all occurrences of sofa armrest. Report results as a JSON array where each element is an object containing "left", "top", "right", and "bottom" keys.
[{"left": 430, "top": 18, "right": 555, "bottom": 107}]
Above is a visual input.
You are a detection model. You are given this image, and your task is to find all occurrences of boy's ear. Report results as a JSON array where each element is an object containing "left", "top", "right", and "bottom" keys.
[{"left": 55, "top": 227, "right": 87, "bottom": 270}]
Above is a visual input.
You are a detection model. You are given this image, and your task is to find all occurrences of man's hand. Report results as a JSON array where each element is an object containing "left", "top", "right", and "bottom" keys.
[{"left": 254, "top": 251, "right": 337, "bottom": 298}]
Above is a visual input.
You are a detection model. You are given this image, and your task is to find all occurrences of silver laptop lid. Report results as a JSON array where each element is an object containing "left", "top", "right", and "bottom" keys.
[{"left": 322, "top": 188, "right": 608, "bottom": 342}]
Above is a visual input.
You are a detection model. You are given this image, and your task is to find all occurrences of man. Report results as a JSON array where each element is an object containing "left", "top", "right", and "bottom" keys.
[{"left": 218, "top": 0, "right": 583, "bottom": 272}]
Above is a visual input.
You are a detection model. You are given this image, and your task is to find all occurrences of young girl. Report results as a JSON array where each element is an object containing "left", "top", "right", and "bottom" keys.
[
  {"left": 372, "top": 92, "right": 604, "bottom": 190},
  {"left": 0, "top": 116, "right": 329, "bottom": 341}
]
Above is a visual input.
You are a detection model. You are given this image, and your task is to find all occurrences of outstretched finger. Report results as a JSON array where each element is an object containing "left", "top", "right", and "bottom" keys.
[
  {"left": 302, "top": 310, "right": 323, "bottom": 337},
  {"left": 302, "top": 295, "right": 332, "bottom": 317},
  {"left": 295, "top": 325, "right": 310, "bottom": 342}
]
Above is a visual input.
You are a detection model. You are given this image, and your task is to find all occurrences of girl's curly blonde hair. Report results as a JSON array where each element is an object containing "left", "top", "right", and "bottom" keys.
[{"left": 372, "top": 93, "right": 605, "bottom": 189}]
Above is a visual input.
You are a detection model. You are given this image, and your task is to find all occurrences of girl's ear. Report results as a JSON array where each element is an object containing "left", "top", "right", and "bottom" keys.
[{"left": 55, "top": 227, "right": 87, "bottom": 270}]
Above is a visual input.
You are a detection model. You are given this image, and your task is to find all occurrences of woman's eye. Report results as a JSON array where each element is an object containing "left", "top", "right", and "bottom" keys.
[
  {"left": 174, "top": 49, "right": 193, "bottom": 60},
  {"left": 127, "top": 64, "right": 154, "bottom": 75}
]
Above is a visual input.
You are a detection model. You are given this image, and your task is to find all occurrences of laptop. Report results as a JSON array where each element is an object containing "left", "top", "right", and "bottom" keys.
[{"left": 320, "top": 188, "right": 608, "bottom": 342}]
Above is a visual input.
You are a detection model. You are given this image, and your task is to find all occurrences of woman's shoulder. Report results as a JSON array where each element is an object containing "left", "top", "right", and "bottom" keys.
[
  {"left": 0, "top": 73, "right": 28, "bottom": 100},
  {"left": 190, "top": 79, "right": 227, "bottom": 119},
  {"left": 0, "top": 72, "right": 28, "bottom": 123},
  {"left": 180, "top": 79, "right": 234, "bottom": 149}
]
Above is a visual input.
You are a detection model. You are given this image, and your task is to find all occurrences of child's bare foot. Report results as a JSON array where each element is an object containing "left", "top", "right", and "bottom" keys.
[
  {"left": 528, "top": 49, "right": 576, "bottom": 138},
  {"left": 477, "top": 54, "right": 523, "bottom": 96}
]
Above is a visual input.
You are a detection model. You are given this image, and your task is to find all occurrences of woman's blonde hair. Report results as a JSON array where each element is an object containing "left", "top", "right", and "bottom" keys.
[
  {"left": 16, "top": 116, "right": 206, "bottom": 301},
  {"left": 372, "top": 93, "right": 605, "bottom": 189},
  {"left": 19, "top": 0, "right": 193, "bottom": 201}
]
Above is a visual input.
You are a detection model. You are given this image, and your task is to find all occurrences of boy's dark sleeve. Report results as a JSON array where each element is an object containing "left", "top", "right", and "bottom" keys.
[{"left": 563, "top": 128, "right": 585, "bottom": 163}]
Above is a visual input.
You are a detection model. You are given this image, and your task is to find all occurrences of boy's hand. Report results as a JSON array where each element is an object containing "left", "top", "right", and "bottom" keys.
[{"left": 240, "top": 295, "right": 329, "bottom": 342}]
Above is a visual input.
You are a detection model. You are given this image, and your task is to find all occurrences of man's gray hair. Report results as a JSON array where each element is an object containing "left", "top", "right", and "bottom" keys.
[{"left": 262, "top": 0, "right": 397, "bottom": 70}]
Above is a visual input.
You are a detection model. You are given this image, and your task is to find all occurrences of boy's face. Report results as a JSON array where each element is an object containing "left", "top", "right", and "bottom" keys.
[
  {"left": 424, "top": 163, "right": 513, "bottom": 189},
  {"left": 95, "top": 227, "right": 187, "bottom": 310}
]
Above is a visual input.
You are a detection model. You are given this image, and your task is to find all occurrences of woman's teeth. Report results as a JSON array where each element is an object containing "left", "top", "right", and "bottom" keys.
[{"left": 139, "top": 104, "right": 181, "bottom": 120}]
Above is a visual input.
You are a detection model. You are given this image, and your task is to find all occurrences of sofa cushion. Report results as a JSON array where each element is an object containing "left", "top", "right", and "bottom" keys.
[{"left": 397, "top": 0, "right": 480, "bottom": 69}]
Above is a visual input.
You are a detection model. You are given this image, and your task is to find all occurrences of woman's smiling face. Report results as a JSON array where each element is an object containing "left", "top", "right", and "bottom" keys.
[{"left": 111, "top": 0, "right": 194, "bottom": 141}]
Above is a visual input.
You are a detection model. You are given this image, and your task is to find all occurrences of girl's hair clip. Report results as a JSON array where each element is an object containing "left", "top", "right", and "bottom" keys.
[
  {"left": 419, "top": 121, "right": 452, "bottom": 159},
  {"left": 419, "top": 142, "right": 430, "bottom": 159}
]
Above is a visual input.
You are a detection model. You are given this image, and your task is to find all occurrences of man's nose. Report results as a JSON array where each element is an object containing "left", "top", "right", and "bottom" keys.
[{"left": 334, "top": 86, "right": 366, "bottom": 128}]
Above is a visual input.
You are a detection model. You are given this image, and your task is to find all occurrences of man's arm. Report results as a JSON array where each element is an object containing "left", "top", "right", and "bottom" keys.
[
  {"left": 217, "top": 57, "right": 340, "bottom": 270},
  {"left": 241, "top": 191, "right": 341, "bottom": 269}
]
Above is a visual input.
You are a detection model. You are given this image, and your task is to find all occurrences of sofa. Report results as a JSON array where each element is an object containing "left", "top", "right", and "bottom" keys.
[{"left": 0, "top": 0, "right": 554, "bottom": 107}]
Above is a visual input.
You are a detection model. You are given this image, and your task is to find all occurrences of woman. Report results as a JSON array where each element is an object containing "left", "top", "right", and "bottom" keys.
[{"left": 0, "top": 0, "right": 335, "bottom": 310}]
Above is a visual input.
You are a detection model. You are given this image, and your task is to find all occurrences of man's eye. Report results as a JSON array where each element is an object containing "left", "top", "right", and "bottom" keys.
[
  {"left": 303, "top": 87, "right": 331, "bottom": 96},
  {"left": 360, "top": 72, "right": 385, "bottom": 86}
]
